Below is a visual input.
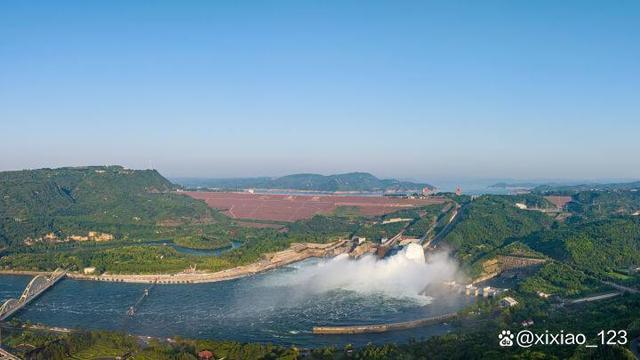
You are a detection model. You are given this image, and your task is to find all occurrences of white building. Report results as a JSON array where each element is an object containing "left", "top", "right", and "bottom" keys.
[
  {"left": 537, "top": 291, "right": 551, "bottom": 299},
  {"left": 382, "top": 218, "right": 413, "bottom": 224},
  {"left": 515, "top": 203, "right": 528, "bottom": 210},
  {"left": 500, "top": 296, "right": 519, "bottom": 308}
]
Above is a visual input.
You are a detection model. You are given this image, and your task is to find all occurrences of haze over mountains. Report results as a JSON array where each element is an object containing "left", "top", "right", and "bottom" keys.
[{"left": 174, "top": 172, "right": 434, "bottom": 192}]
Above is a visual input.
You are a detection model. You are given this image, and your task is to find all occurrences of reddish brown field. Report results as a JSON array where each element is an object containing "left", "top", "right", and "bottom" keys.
[
  {"left": 544, "top": 195, "right": 573, "bottom": 209},
  {"left": 184, "top": 191, "right": 446, "bottom": 222}
]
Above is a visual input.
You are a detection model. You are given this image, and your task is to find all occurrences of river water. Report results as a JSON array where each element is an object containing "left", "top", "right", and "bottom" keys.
[
  {"left": 162, "top": 240, "right": 242, "bottom": 256},
  {"left": 0, "top": 258, "right": 473, "bottom": 347}
]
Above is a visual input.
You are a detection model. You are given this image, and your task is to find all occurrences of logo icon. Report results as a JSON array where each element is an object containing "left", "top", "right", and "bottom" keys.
[{"left": 498, "top": 330, "right": 514, "bottom": 347}]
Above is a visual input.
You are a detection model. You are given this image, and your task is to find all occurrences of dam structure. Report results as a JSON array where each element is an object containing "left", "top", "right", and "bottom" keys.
[{"left": 313, "top": 312, "right": 458, "bottom": 335}]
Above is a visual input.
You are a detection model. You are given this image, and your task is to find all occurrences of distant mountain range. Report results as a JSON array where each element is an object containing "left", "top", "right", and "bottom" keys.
[
  {"left": 489, "top": 182, "right": 541, "bottom": 189},
  {"left": 533, "top": 180, "right": 640, "bottom": 193},
  {"left": 490, "top": 180, "right": 640, "bottom": 193},
  {"left": 175, "top": 172, "right": 434, "bottom": 193}
]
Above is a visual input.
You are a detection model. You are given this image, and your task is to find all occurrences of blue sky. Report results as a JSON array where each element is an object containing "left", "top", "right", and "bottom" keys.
[{"left": 1, "top": 1, "right": 639, "bottom": 181}]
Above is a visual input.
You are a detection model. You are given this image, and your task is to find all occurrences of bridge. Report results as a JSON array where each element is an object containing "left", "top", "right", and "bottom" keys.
[
  {"left": 127, "top": 282, "right": 156, "bottom": 316},
  {"left": 0, "top": 268, "right": 66, "bottom": 321},
  {"left": 0, "top": 347, "right": 19, "bottom": 360}
]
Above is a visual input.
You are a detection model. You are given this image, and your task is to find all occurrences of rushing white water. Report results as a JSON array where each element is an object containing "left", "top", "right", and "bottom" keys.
[
  {"left": 1, "top": 245, "right": 467, "bottom": 346},
  {"left": 259, "top": 243, "right": 458, "bottom": 303}
]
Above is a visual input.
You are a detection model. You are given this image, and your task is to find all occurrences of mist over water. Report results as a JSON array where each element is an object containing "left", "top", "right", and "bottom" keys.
[{"left": 256, "top": 244, "right": 459, "bottom": 305}]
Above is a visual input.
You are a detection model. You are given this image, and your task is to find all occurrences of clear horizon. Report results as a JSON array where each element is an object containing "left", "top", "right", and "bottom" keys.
[{"left": 2, "top": 1, "right": 639, "bottom": 180}]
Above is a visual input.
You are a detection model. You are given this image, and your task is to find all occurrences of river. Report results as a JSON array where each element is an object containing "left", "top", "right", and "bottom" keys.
[{"left": 0, "top": 258, "right": 473, "bottom": 347}]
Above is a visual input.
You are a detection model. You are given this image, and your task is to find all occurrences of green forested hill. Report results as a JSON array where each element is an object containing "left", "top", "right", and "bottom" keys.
[
  {"left": 443, "top": 194, "right": 640, "bottom": 278},
  {"left": 443, "top": 195, "right": 554, "bottom": 264},
  {"left": 0, "top": 166, "right": 215, "bottom": 247},
  {"left": 0, "top": 166, "right": 445, "bottom": 272},
  {"left": 268, "top": 172, "right": 432, "bottom": 192},
  {"left": 176, "top": 172, "right": 433, "bottom": 192},
  {"left": 524, "top": 217, "right": 640, "bottom": 275},
  {"left": 566, "top": 191, "right": 640, "bottom": 219}
]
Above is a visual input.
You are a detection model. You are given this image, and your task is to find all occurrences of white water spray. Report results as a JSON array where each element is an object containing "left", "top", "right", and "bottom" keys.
[{"left": 261, "top": 243, "right": 458, "bottom": 301}]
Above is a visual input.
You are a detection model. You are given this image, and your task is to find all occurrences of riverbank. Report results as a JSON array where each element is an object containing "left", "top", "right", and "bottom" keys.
[{"left": 1, "top": 240, "right": 350, "bottom": 284}]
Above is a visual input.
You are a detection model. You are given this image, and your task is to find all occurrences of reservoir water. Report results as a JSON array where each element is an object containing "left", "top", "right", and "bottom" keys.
[{"left": 0, "top": 257, "right": 473, "bottom": 347}]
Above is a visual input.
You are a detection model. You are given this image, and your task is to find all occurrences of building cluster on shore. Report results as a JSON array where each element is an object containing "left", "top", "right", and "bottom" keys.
[{"left": 442, "top": 280, "right": 506, "bottom": 298}]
